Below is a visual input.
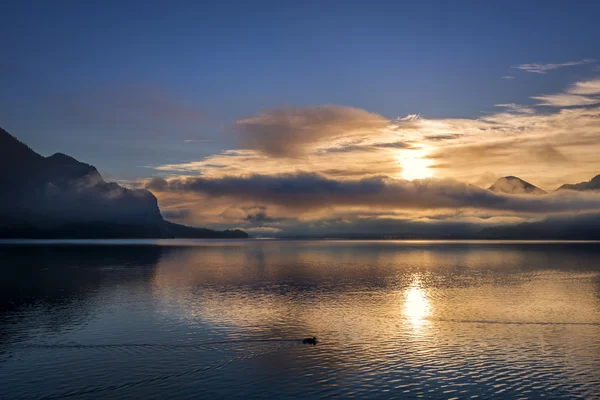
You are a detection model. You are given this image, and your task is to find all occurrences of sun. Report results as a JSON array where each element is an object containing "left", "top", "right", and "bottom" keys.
[{"left": 399, "top": 150, "right": 433, "bottom": 180}]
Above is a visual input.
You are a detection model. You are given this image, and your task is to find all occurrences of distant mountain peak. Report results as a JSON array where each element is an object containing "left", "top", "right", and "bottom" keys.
[
  {"left": 557, "top": 174, "right": 600, "bottom": 192},
  {"left": 0, "top": 127, "right": 45, "bottom": 166},
  {"left": 488, "top": 176, "right": 547, "bottom": 195},
  {"left": 47, "top": 152, "right": 80, "bottom": 163}
]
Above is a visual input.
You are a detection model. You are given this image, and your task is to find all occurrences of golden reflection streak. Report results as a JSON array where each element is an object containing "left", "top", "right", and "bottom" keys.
[{"left": 403, "top": 277, "right": 431, "bottom": 328}]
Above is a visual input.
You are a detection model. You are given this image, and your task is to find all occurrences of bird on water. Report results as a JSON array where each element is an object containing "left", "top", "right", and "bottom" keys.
[{"left": 302, "top": 337, "right": 318, "bottom": 345}]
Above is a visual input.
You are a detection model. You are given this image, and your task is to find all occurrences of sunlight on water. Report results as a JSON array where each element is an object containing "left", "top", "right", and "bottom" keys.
[
  {"left": 2, "top": 240, "right": 600, "bottom": 398},
  {"left": 404, "top": 277, "right": 431, "bottom": 328}
]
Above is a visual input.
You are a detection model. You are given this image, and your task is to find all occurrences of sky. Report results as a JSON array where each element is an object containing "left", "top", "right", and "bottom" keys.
[{"left": 2, "top": 1, "right": 600, "bottom": 235}]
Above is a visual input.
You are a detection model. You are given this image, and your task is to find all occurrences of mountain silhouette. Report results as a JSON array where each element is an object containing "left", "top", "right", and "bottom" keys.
[
  {"left": 488, "top": 176, "right": 547, "bottom": 195},
  {"left": 556, "top": 175, "right": 600, "bottom": 192},
  {"left": 0, "top": 128, "right": 247, "bottom": 239}
]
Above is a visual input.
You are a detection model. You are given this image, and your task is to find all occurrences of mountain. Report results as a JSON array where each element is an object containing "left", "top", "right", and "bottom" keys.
[
  {"left": 556, "top": 174, "right": 600, "bottom": 192},
  {"left": 488, "top": 176, "right": 547, "bottom": 195},
  {"left": 0, "top": 128, "right": 247, "bottom": 239}
]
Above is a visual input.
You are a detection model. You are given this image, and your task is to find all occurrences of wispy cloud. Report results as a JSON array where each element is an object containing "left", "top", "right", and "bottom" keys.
[
  {"left": 513, "top": 58, "right": 595, "bottom": 74},
  {"left": 501, "top": 75, "right": 516, "bottom": 80},
  {"left": 184, "top": 139, "right": 212, "bottom": 143},
  {"left": 568, "top": 78, "right": 600, "bottom": 95},
  {"left": 494, "top": 103, "right": 534, "bottom": 114},
  {"left": 532, "top": 78, "right": 600, "bottom": 107},
  {"left": 532, "top": 94, "right": 600, "bottom": 107}
]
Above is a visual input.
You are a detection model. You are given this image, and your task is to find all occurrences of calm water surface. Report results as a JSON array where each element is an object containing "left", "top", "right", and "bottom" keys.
[{"left": 1, "top": 240, "right": 600, "bottom": 399}]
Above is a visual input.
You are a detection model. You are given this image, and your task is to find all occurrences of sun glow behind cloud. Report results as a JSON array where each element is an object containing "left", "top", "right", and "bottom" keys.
[
  {"left": 399, "top": 149, "right": 433, "bottom": 180},
  {"left": 141, "top": 77, "right": 600, "bottom": 236}
]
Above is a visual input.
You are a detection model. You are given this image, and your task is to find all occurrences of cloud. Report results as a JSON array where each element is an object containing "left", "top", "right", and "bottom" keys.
[
  {"left": 11, "top": 175, "right": 162, "bottom": 227},
  {"left": 241, "top": 206, "right": 284, "bottom": 223},
  {"left": 232, "top": 105, "right": 389, "bottom": 157},
  {"left": 494, "top": 103, "right": 534, "bottom": 114},
  {"left": 568, "top": 79, "right": 600, "bottom": 95},
  {"left": 144, "top": 172, "right": 600, "bottom": 238},
  {"left": 531, "top": 78, "right": 600, "bottom": 107},
  {"left": 151, "top": 79, "right": 600, "bottom": 190},
  {"left": 323, "top": 140, "right": 412, "bottom": 153},
  {"left": 501, "top": 76, "right": 516, "bottom": 80},
  {"left": 532, "top": 94, "right": 600, "bottom": 107},
  {"left": 513, "top": 59, "right": 595, "bottom": 74},
  {"left": 152, "top": 145, "right": 405, "bottom": 179},
  {"left": 152, "top": 191, "right": 600, "bottom": 238},
  {"left": 146, "top": 173, "right": 600, "bottom": 215},
  {"left": 424, "top": 134, "right": 463, "bottom": 141},
  {"left": 481, "top": 211, "right": 600, "bottom": 239},
  {"left": 142, "top": 76, "right": 600, "bottom": 236},
  {"left": 161, "top": 208, "right": 193, "bottom": 220},
  {"left": 240, "top": 226, "right": 282, "bottom": 234}
]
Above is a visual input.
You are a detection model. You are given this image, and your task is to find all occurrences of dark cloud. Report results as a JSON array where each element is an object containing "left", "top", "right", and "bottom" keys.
[
  {"left": 323, "top": 141, "right": 411, "bottom": 153},
  {"left": 319, "top": 168, "right": 395, "bottom": 177},
  {"left": 277, "top": 215, "right": 474, "bottom": 237},
  {"left": 374, "top": 141, "right": 413, "bottom": 149},
  {"left": 146, "top": 173, "right": 600, "bottom": 214},
  {"left": 276, "top": 211, "right": 600, "bottom": 239},
  {"left": 38, "top": 181, "right": 161, "bottom": 225},
  {"left": 242, "top": 206, "right": 284, "bottom": 223},
  {"left": 425, "top": 134, "right": 462, "bottom": 141},
  {"left": 481, "top": 212, "right": 600, "bottom": 239},
  {"left": 161, "top": 208, "right": 192, "bottom": 221}
]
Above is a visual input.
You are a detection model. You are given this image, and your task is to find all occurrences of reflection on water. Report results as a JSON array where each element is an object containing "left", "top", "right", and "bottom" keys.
[
  {"left": 404, "top": 277, "right": 431, "bottom": 329},
  {"left": 2, "top": 240, "right": 600, "bottom": 398}
]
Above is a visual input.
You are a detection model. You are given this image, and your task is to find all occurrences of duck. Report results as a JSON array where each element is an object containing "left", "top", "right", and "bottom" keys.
[{"left": 302, "top": 336, "right": 318, "bottom": 345}]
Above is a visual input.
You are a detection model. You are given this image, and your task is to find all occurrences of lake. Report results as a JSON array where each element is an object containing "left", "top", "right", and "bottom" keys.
[{"left": 1, "top": 240, "right": 600, "bottom": 399}]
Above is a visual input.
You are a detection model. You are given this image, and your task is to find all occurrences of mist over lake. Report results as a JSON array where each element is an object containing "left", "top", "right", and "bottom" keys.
[{"left": 2, "top": 240, "right": 600, "bottom": 399}]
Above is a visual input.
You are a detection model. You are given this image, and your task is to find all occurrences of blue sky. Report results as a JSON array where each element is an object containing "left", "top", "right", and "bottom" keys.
[{"left": 2, "top": 0, "right": 599, "bottom": 182}]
